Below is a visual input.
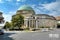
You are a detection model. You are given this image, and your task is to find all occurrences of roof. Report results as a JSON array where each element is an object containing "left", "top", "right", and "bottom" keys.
[
  {"left": 34, "top": 14, "right": 50, "bottom": 16},
  {"left": 18, "top": 5, "right": 34, "bottom": 11},
  {"left": 32, "top": 14, "right": 56, "bottom": 20}
]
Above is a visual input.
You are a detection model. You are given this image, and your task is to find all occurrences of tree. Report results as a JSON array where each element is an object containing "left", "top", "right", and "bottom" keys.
[
  {"left": 11, "top": 14, "right": 24, "bottom": 29},
  {"left": 4, "top": 22, "right": 11, "bottom": 29}
]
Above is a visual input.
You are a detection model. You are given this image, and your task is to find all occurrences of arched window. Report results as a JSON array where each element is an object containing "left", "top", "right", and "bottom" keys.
[{"left": 33, "top": 17, "right": 35, "bottom": 19}]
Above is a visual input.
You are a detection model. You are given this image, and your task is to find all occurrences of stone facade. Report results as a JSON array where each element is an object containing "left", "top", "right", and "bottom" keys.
[{"left": 56, "top": 16, "right": 60, "bottom": 24}]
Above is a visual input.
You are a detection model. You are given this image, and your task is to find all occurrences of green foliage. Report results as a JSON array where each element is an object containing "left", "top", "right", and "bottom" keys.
[
  {"left": 11, "top": 14, "right": 24, "bottom": 29},
  {"left": 40, "top": 26, "right": 50, "bottom": 28},
  {"left": 4, "top": 22, "right": 11, "bottom": 29},
  {"left": 40, "top": 26, "right": 44, "bottom": 28},
  {"left": 25, "top": 27, "right": 29, "bottom": 30}
]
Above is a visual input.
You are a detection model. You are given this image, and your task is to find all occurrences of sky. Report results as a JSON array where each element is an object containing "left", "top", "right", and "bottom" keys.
[{"left": 0, "top": 0, "right": 60, "bottom": 22}]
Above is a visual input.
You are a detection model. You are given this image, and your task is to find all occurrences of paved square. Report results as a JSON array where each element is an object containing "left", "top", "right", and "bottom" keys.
[{"left": 0, "top": 29, "right": 60, "bottom": 40}]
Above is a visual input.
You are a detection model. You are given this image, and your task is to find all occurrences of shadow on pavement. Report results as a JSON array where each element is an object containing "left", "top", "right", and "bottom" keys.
[{"left": 0, "top": 33, "right": 16, "bottom": 40}]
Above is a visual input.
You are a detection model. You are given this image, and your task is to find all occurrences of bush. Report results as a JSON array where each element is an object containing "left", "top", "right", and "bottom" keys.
[{"left": 40, "top": 26, "right": 44, "bottom": 28}]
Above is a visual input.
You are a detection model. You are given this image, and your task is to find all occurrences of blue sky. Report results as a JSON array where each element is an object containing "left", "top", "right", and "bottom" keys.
[{"left": 0, "top": 0, "right": 60, "bottom": 22}]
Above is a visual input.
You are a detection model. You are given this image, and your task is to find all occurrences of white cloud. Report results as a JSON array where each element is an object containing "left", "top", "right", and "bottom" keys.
[
  {"left": 0, "top": 10, "right": 3, "bottom": 12},
  {"left": 0, "top": 0, "right": 2, "bottom": 1},
  {"left": 8, "top": 11, "right": 16, "bottom": 14},
  {"left": 44, "top": 2, "right": 60, "bottom": 16},
  {"left": 3, "top": 11, "right": 16, "bottom": 22},
  {"left": 3, "top": 14, "right": 12, "bottom": 22},
  {"left": 35, "top": 0, "right": 60, "bottom": 16},
  {"left": 16, "top": 0, "right": 26, "bottom": 2},
  {"left": 31, "top": 1, "right": 60, "bottom": 16},
  {"left": 31, "top": 4, "right": 50, "bottom": 14},
  {"left": 0, "top": 0, "right": 4, "bottom": 3},
  {"left": 43, "top": 2, "right": 59, "bottom": 10},
  {"left": 31, "top": 5, "right": 40, "bottom": 14},
  {"left": 49, "top": 11, "right": 59, "bottom": 16},
  {"left": 17, "top": 0, "right": 20, "bottom": 2}
]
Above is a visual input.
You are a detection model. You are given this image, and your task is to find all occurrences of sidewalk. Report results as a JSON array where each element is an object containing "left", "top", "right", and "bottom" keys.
[{"left": 4, "top": 30, "right": 39, "bottom": 33}]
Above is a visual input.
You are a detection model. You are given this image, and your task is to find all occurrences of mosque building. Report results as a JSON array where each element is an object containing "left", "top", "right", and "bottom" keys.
[{"left": 15, "top": 5, "right": 57, "bottom": 30}]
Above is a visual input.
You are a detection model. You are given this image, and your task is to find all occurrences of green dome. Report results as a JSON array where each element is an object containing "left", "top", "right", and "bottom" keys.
[{"left": 18, "top": 5, "right": 33, "bottom": 10}]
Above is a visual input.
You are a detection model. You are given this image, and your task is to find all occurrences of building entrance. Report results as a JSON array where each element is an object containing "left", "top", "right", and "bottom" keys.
[{"left": 57, "top": 24, "right": 60, "bottom": 28}]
